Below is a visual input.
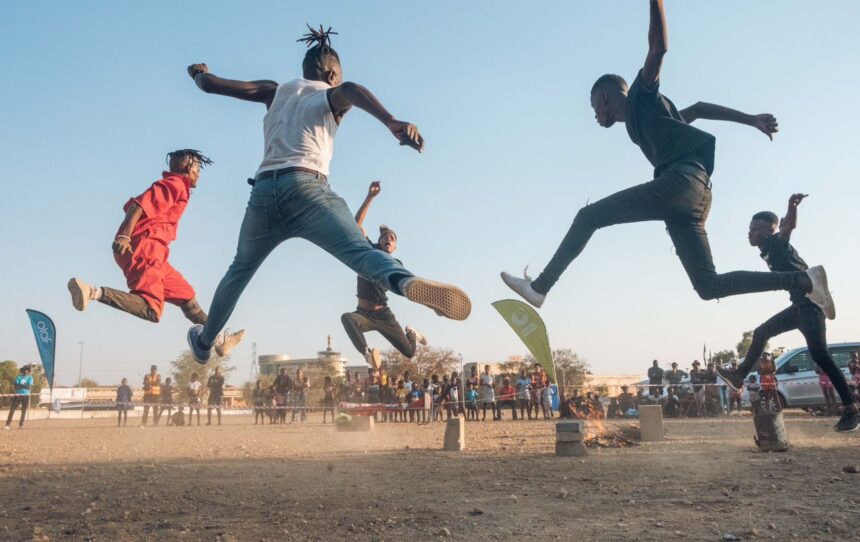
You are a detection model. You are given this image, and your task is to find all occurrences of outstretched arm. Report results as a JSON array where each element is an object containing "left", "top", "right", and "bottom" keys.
[
  {"left": 328, "top": 82, "right": 424, "bottom": 152},
  {"left": 778, "top": 193, "right": 807, "bottom": 241},
  {"left": 641, "top": 0, "right": 669, "bottom": 88},
  {"left": 187, "top": 63, "right": 278, "bottom": 108},
  {"left": 354, "top": 181, "right": 381, "bottom": 237},
  {"left": 679, "top": 102, "right": 778, "bottom": 140}
]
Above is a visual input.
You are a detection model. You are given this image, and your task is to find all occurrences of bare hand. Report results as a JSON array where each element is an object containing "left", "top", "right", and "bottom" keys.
[
  {"left": 112, "top": 236, "right": 133, "bottom": 255},
  {"left": 367, "top": 181, "right": 381, "bottom": 198},
  {"left": 187, "top": 63, "right": 209, "bottom": 79},
  {"left": 788, "top": 193, "right": 808, "bottom": 208},
  {"left": 387, "top": 120, "right": 424, "bottom": 152},
  {"left": 752, "top": 114, "right": 778, "bottom": 140}
]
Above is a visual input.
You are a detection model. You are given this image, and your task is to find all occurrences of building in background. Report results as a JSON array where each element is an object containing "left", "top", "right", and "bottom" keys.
[{"left": 259, "top": 336, "right": 350, "bottom": 377}]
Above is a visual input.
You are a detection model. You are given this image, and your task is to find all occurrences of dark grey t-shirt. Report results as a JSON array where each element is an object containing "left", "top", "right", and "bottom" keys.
[
  {"left": 356, "top": 240, "right": 401, "bottom": 307},
  {"left": 759, "top": 233, "right": 808, "bottom": 304},
  {"left": 625, "top": 71, "right": 716, "bottom": 177}
]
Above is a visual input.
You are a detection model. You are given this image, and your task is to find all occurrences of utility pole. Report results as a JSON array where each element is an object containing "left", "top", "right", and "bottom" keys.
[
  {"left": 77, "top": 341, "right": 84, "bottom": 387},
  {"left": 250, "top": 342, "right": 258, "bottom": 381}
]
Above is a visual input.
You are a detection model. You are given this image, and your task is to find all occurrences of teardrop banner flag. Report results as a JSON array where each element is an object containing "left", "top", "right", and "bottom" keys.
[
  {"left": 492, "top": 299, "right": 555, "bottom": 382},
  {"left": 25, "top": 309, "right": 56, "bottom": 390}
]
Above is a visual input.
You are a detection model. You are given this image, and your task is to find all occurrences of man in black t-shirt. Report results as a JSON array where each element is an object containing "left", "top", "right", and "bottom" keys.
[
  {"left": 206, "top": 367, "right": 225, "bottom": 426},
  {"left": 501, "top": 0, "right": 832, "bottom": 319},
  {"left": 647, "top": 360, "right": 664, "bottom": 396},
  {"left": 718, "top": 194, "right": 858, "bottom": 432},
  {"left": 341, "top": 182, "right": 428, "bottom": 369}
]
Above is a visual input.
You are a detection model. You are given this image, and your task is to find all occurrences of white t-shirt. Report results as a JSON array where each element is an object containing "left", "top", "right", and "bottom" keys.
[
  {"left": 257, "top": 78, "right": 337, "bottom": 177},
  {"left": 188, "top": 381, "right": 201, "bottom": 398}
]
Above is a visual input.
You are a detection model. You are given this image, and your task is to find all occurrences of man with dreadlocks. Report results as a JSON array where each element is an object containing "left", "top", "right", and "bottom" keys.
[
  {"left": 500, "top": 0, "right": 834, "bottom": 319},
  {"left": 341, "top": 181, "right": 428, "bottom": 369},
  {"left": 184, "top": 25, "right": 470, "bottom": 363},
  {"left": 68, "top": 150, "right": 246, "bottom": 358}
]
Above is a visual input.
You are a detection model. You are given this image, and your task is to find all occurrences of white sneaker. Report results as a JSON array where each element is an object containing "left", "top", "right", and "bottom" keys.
[
  {"left": 68, "top": 278, "right": 95, "bottom": 311},
  {"left": 405, "top": 326, "right": 428, "bottom": 346},
  {"left": 2, "top": 425, "right": 9, "bottom": 431},
  {"left": 364, "top": 348, "right": 381, "bottom": 370},
  {"left": 806, "top": 266, "right": 836, "bottom": 320},
  {"left": 214, "top": 329, "right": 246, "bottom": 357},
  {"left": 401, "top": 277, "right": 471, "bottom": 321},
  {"left": 500, "top": 268, "right": 545, "bottom": 308}
]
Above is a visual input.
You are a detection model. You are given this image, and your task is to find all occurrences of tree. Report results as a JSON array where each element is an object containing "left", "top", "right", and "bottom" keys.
[
  {"left": 525, "top": 348, "right": 590, "bottom": 389},
  {"left": 736, "top": 330, "right": 769, "bottom": 360},
  {"left": 170, "top": 350, "right": 235, "bottom": 401},
  {"left": 380, "top": 346, "right": 460, "bottom": 380},
  {"left": 496, "top": 357, "right": 530, "bottom": 377},
  {"left": 711, "top": 350, "right": 736, "bottom": 365},
  {"left": 242, "top": 374, "right": 274, "bottom": 404},
  {"left": 79, "top": 377, "right": 101, "bottom": 388}
]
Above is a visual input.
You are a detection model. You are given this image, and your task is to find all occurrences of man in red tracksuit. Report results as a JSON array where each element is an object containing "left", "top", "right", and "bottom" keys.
[{"left": 68, "top": 149, "right": 244, "bottom": 358}]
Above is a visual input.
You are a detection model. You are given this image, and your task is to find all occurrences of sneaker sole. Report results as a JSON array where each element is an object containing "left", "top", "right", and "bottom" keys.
[
  {"left": 818, "top": 269, "right": 836, "bottom": 320},
  {"left": 214, "top": 330, "right": 246, "bottom": 357},
  {"left": 186, "top": 325, "right": 210, "bottom": 365},
  {"left": 67, "top": 278, "right": 88, "bottom": 311},
  {"left": 404, "top": 278, "right": 471, "bottom": 321},
  {"left": 835, "top": 423, "right": 860, "bottom": 433},
  {"left": 500, "top": 272, "right": 544, "bottom": 308}
]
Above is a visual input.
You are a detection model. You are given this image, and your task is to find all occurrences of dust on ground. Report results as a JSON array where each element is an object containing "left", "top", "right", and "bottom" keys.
[{"left": 1, "top": 412, "right": 859, "bottom": 541}]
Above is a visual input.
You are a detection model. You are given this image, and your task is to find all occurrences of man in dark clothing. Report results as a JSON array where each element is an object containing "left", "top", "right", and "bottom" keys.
[
  {"left": 718, "top": 195, "right": 859, "bottom": 432},
  {"left": 272, "top": 368, "right": 292, "bottom": 424},
  {"left": 689, "top": 361, "right": 707, "bottom": 417},
  {"left": 206, "top": 367, "right": 225, "bottom": 426},
  {"left": 647, "top": 360, "right": 664, "bottom": 396},
  {"left": 501, "top": 0, "right": 833, "bottom": 319},
  {"left": 665, "top": 362, "right": 686, "bottom": 386},
  {"left": 341, "top": 182, "right": 428, "bottom": 369}
]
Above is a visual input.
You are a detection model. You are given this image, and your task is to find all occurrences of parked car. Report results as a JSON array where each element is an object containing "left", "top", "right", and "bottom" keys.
[{"left": 741, "top": 342, "right": 859, "bottom": 410}]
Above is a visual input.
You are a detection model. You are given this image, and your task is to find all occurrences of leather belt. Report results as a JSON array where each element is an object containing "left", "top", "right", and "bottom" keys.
[{"left": 248, "top": 166, "right": 327, "bottom": 186}]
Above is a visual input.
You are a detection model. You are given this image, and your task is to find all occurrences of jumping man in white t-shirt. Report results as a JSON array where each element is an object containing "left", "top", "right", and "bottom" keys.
[{"left": 184, "top": 25, "right": 471, "bottom": 362}]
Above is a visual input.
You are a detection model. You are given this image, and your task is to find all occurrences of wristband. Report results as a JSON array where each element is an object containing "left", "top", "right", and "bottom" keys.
[{"left": 115, "top": 235, "right": 131, "bottom": 242}]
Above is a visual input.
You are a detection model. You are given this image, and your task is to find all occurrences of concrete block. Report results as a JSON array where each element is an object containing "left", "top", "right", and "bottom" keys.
[
  {"left": 556, "top": 420, "right": 585, "bottom": 433},
  {"left": 555, "top": 441, "right": 587, "bottom": 457},
  {"left": 638, "top": 405, "right": 664, "bottom": 442},
  {"left": 443, "top": 415, "right": 465, "bottom": 451},
  {"left": 337, "top": 415, "right": 375, "bottom": 432},
  {"left": 556, "top": 431, "right": 585, "bottom": 443}
]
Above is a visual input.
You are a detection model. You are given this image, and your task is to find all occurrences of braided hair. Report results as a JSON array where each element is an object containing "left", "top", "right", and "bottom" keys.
[
  {"left": 297, "top": 24, "right": 340, "bottom": 80},
  {"left": 166, "top": 149, "right": 213, "bottom": 172}
]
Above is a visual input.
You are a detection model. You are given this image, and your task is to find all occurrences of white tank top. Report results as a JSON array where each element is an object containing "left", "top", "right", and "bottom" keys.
[{"left": 257, "top": 78, "right": 338, "bottom": 176}]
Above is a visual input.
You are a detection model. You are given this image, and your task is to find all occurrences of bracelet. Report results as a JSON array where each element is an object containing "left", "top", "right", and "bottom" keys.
[{"left": 115, "top": 235, "right": 131, "bottom": 242}]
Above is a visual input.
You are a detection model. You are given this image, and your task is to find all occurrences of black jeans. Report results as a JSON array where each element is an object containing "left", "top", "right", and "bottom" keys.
[
  {"left": 737, "top": 301, "right": 854, "bottom": 406},
  {"left": 5, "top": 396, "right": 29, "bottom": 427},
  {"left": 341, "top": 307, "right": 417, "bottom": 358},
  {"left": 532, "top": 163, "right": 810, "bottom": 299}
]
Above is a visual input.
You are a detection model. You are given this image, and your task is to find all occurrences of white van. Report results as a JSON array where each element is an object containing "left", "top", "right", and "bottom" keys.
[{"left": 741, "top": 342, "right": 859, "bottom": 409}]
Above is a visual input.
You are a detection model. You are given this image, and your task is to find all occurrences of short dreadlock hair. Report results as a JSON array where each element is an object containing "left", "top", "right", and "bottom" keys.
[
  {"left": 166, "top": 149, "right": 213, "bottom": 172},
  {"left": 297, "top": 24, "right": 340, "bottom": 80}
]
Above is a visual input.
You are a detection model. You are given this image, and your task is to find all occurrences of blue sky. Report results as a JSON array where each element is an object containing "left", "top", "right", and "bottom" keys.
[{"left": 2, "top": 1, "right": 859, "bottom": 386}]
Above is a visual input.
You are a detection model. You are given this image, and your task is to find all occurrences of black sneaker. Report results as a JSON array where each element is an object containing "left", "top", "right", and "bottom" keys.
[
  {"left": 716, "top": 365, "right": 745, "bottom": 392},
  {"left": 834, "top": 407, "right": 860, "bottom": 433}
]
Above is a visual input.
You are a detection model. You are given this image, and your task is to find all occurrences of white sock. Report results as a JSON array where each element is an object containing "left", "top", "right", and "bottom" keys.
[{"left": 91, "top": 287, "right": 102, "bottom": 301}]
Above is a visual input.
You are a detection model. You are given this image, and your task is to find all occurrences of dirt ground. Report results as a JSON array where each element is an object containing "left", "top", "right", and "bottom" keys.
[{"left": 1, "top": 411, "right": 859, "bottom": 542}]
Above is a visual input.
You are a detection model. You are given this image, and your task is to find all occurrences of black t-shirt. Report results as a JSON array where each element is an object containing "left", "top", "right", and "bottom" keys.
[
  {"left": 625, "top": 71, "right": 716, "bottom": 177},
  {"left": 208, "top": 375, "right": 225, "bottom": 399},
  {"left": 356, "top": 240, "right": 402, "bottom": 306},
  {"left": 648, "top": 366, "right": 664, "bottom": 384},
  {"left": 759, "top": 233, "right": 808, "bottom": 304}
]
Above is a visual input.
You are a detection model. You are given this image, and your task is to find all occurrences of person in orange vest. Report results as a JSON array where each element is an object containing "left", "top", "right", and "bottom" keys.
[{"left": 142, "top": 365, "right": 161, "bottom": 426}]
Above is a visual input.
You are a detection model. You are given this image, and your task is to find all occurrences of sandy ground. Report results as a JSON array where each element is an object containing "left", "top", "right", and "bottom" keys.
[{"left": 1, "top": 411, "right": 859, "bottom": 542}]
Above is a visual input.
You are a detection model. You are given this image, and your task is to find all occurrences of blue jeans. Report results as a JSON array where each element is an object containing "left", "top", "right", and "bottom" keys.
[{"left": 201, "top": 171, "right": 413, "bottom": 346}]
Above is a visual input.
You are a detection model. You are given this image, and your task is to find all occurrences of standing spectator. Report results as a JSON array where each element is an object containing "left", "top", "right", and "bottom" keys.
[
  {"left": 161, "top": 377, "right": 177, "bottom": 425},
  {"left": 115, "top": 377, "right": 133, "bottom": 427},
  {"left": 497, "top": 377, "right": 517, "bottom": 420},
  {"left": 466, "top": 366, "right": 479, "bottom": 397},
  {"left": 341, "top": 372, "right": 355, "bottom": 403},
  {"left": 449, "top": 371, "right": 462, "bottom": 416},
  {"left": 409, "top": 382, "right": 424, "bottom": 423},
  {"left": 665, "top": 362, "right": 687, "bottom": 386},
  {"left": 141, "top": 364, "right": 161, "bottom": 426},
  {"left": 206, "top": 367, "right": 225, "bottom": 426},
  {"left": 322, "top": 376, "right": 336, "bottom": 423},
  {"left": 273, "top": 368, "right": 292, "bottom": 424},
  {"left": 4, "top": 365, "right": 33, "bottom": 430},
  {"left": 531, "top": 363, "right": 548, "bottom": 420},
  {"left": 704, "top": 362, "right": 720, "bottom": 416},
  {"left": 291, "top": 368, "right": 309, "bottom": 423},
  {"left": 542, "top": 381, "right": 555, "bottom": 419},
  {"left": 428, "top": 374, "right": 441, "bottom": 422},
  {"left": 479, "top": 365, "right": 497, "bottom": 421},
  {"left": 689, "top": 361, "right": 707, "bottom": 417},
  {"left": 816, "top": 366, "right": 837, "bottom": 416},
  {"left": 728, "top": 367, "right": 743, "bottom": 414},
  {"left": 849, "top": 351, "right": 860, "bottom": 383},
  {"left": 252, "top": 380, "right": 266, "bottom": 425},
  {"left": 464, "top": 383, "right": 479, "bottom": 421},
  {"left": 647, "top": 360, "right": 664, "bottom": 396},
  {"left": 718, "top": 361, "right": 738, "bottom": 414},
  {"left": 438, "top": 374, "right": 451, "bottom": 420},
  {"left": 515, "top": 369, "right": 532, "bottom": 420},
  {"left": 187, "top": 373, "right": 202, "bottom": 426}
]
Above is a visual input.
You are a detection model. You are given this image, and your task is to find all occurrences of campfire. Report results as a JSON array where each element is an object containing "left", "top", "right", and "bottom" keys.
[{"left": 582, "top": 419, "right": 639, "bottom": 449}]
